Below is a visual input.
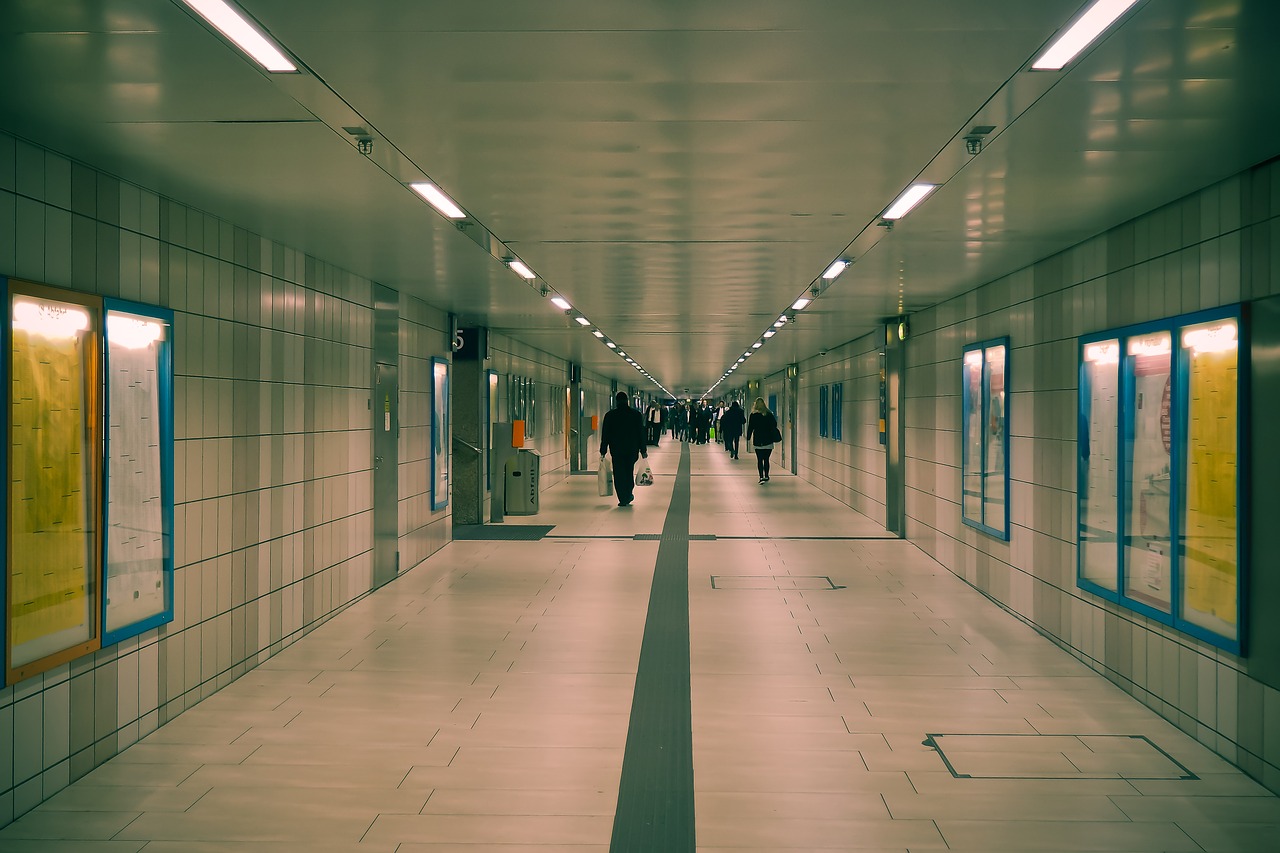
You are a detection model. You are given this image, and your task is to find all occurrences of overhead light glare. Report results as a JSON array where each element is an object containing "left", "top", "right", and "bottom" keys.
[
  {"left": 575, "top": 316, "right": 591, "bottom": 326},
  {"left": 792, "top": 297, "right": 813, "bottom": 310},
  {"left": 606, "top": 342, "right": 617, "bottom": 349},
  {"left": 821, "top": 260, "right": 849, "bottom": 281},
  {"left": 1032, "top": 0, "right": 1141, "bottom": 71},
  {"left": 763, "top": 330, "right": 776, "bottom": 338},
  {"left": 508, "top": 260, "right": 536, "bottom": 280},
  {"left": 182, "top": 0, "right": 296, "bottom": 72},
  {"left": 409, "top": 182, "right": 466, "bottom": 219},
  {"left": 883, "top": 183, "right": 939, "bottom": 220},
  {"left": 550, "top": 297, "right": 571, "bottom": 310},
  {"left": 752, "top": 342, "right": 762, "bottom": 349},
  {"left": 592, "top": 330, "right": 604, "bottom": 338}
]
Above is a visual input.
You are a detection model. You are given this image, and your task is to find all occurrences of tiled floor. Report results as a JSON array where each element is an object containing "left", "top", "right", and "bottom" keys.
[{"left": 4, "top": 441, "right": 1279, "bottom": 851}]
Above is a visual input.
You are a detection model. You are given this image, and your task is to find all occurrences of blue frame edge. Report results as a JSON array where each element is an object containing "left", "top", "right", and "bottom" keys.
[
  {"left": 1075, "top": 306, "right": 1245, "bottom": 656},
  {"left": 100, "top": 298, "right": 177, "bottom": 647}
]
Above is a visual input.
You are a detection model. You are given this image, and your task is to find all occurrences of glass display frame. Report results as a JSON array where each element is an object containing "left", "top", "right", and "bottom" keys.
[
  {"left": 4, "top": 280, "right": 105, "bottom": 685},
  {"left": 961, "top": 337, "right": 1011, "bottom": 540},
  {"left": 1076, "top": 306, "right": 1247, "bottom": 655},
  {"left": 101, "top": 299, "right": 175, "bottom": 646},
  {"left": 819, "top": 385, "right": 829, "bottom": 438},
  {"left": 831, "top": 382, "right": 843, "bottom": 441},
  {"left": 431, "top": 358, "right": 450, "bottom": 510}
]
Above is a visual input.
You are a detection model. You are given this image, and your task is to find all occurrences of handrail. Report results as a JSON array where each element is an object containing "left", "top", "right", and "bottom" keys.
[{"left": 452, "top": 436, "right": 482, "bottom": 456}]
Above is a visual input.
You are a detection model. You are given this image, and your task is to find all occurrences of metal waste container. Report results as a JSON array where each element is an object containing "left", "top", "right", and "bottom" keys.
[{"left": 504, "top": 449, "right": 541, "bottom": 515}]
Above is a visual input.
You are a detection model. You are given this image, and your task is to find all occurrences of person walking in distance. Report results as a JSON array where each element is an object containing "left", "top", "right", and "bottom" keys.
[
  {"left": 745, "top": 397, "right": 780, "bottom": 484},
  {"left": 600, "top": 391, "right": 648, "bottom": 507},
  {"left": 720, "top": 400, "right": 746, "bottom": 460}
]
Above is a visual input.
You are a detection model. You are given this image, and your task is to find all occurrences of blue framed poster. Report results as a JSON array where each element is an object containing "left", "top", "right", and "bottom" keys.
[
  {"left": 831, "top": 382, "right": 843, "bottom": 441},
  {"left": 431, "top": 358, "right": 450, "bottom": 510},
  {"left": 101, "top": 299, "right": 175, "bottom": 645},
  {"left": 819, "top": 385, "right": 829, "bottom": 438},
  {"left": 1077, "top": 307, "right": 1246, "bottom": 654},
  {"left": 961, "top": 338, "right": 1010, "bottom": 540}
]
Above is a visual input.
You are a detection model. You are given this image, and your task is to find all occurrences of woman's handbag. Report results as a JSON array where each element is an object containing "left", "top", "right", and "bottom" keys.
[
  {"left": 598, "top": 458, "right": 614, "bottom": 496},
  {"left": 771, "top": 422, "right": 784, "bottom": 444}
]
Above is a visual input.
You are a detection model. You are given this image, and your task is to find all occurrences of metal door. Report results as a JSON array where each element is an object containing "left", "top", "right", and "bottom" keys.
[
  {"left": 885, "top": 327, "right": 907, "bottom": 537},
  {"left": 373, "top": 361, "right": 399, "bottom": 585}
]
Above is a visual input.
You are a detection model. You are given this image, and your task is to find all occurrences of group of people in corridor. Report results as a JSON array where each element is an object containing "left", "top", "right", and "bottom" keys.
[{"left": 601, "top": 394, "right": 782, "bottom": 506}]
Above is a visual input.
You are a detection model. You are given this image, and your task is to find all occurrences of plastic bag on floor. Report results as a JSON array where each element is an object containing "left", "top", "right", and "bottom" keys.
[{"left": 598, "top": 458, "right": 614, "bottom": 496}]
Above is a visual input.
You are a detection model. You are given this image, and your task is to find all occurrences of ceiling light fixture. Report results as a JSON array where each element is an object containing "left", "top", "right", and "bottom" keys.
[
  {"left": 592, "top": 330, "right": 604, "bottom": 338},
  {"left": 550, "top": 297, "right": 571, "bottom": 311},
  {"left": 792, "top": 297, "right": 813, "bottom": 310},
  {"left": 882, "top": 183, "right": 939, "bottom": 220},
  {"left": 507, "top": 260, "right": 536, "bottom": 280},
  {"left": 181, "top": 0, "right": 297, "bottom": 72},
  {"left": 606, "top": 342, "right": 617, "bottom": 349},
  {"left": 409, "top": 182, "right": 466, "bottom": 219},
  {"left": 752, "top": 342, "right": 763, "bottom": 349},
  {"left": 820, "top": 261, "right": 848, "bottom": 281},
  {"left": 574, "top": 316, "right": 591, "bottom": 326},
  {"left": 1032, "top": 0, "right": 1141, "bottom": 71},
  {"left": 764, "top": 330, "right": 776, "bottom": 338}
]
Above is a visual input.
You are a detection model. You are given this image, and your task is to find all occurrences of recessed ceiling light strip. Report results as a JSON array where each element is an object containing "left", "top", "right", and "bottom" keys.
[{"left": 180, "top": 0, "right": 297, "bottom": 72}]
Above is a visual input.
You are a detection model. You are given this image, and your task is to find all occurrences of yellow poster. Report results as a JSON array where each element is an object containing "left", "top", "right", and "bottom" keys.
[
  {"left": 1181, "top": 347, "right": 1238, "bottom": 627},
  {"left": 9, "top": 302, "right": 94, "bottom": 659}
]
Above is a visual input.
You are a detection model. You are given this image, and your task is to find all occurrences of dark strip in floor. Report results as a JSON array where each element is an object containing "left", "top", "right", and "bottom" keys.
[
  {"left": 452, "top": 524, "right": 554, "bottom": 540},
  {"left": 609, "top": 441, "right": 695, "bottom": 852}
]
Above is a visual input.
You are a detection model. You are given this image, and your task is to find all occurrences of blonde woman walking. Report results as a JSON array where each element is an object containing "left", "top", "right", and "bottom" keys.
[{"left": 745, "top": 397, "right": 781, "bottom": 484}]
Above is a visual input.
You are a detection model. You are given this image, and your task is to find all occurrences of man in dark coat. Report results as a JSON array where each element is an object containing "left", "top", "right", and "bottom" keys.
[{"left": 600, "top": 391, "right": 648, "bottom": 506}]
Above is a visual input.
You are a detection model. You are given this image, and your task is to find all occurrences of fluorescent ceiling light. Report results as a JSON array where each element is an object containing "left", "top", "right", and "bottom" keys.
[
  {"left": 736, "top": 358, "right": 745, "bottom": 364},
  {"left": 883, "top": 183, "right": 939, "bottom": 220},
  {"left": 182, "top": 0, "right": 296, "bottom": 72},
  {"left": 409, "top": 183, "right": 466, "bottom": 219},
  {"left": 606, "top": 342, "right": 617, "bottom": 348},
  {"left": 575, "top": 316, "right": 591, "bottom": 326},
  {"left": 821, "top": 260, "right": 848, "bottom": 281},
  {"left": 752, "top": 342, "right": 763, "bottom": 349},
  {"left": 1032, "top": 0, "right": 1141, "bottom": 71},
  {"left": 592, "top": 330, "right": 604, "bottom": 338},
  {"left": 550, "top": 297, "right": 571, "bottom": 310},
  {"left": 774, "top": 320, "right": 785, "bottom": 328},
  {"left": 792, "top": 297, "right": 813, "bottom": 309},
  {"left": 508, "top": 260, "right": 536, "bottom": 280},
  {"left": 763, "top": 330, "right": 776, "bottom": 338}
]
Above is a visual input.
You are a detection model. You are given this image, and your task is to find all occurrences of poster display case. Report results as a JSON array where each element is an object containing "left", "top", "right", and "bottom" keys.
[
  {"left": 5, "top": 282, "right": 104, "bottom": 683},
  {"left": 961, "top": 338, "right": 1009, "bottom": 540},
  {"left": 831, "top": 382, "right": 843, "bottom": 441},
  {"left": 2, "top": 281, "right": 175, "bottom": 686},
  {"left": 102, "top": 300, "right": 175, "bottom": 644},
  {"left": 1077, "top": 308, "right": 1245, "bottom": 653},
  {"left": 432, "top": 358, "right": 450, "bottom": 510},
  {"left": 819, "top": 385, "right": 829, "bottom": 438}
]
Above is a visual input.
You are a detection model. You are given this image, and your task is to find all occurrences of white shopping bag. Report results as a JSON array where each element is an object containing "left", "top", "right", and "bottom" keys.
[
  {"left": 598, "top": 458, "right": 614, "bottom": 496},
  {"left": 636, "top": 461, "right": 654, "bottom": 486}
]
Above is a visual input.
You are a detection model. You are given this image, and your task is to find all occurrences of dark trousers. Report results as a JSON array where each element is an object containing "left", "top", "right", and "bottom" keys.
[
  {"left": 612, "top": 451, "right": 639, "bottom": 503},
  {"left": 755, "top": 447, "right": 773, "bottom": 479},
  {"left": 725, "top": 434, "right": 740, "bottom": 457}
]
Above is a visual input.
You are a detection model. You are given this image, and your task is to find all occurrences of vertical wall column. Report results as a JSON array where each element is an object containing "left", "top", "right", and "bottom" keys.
[
  {"left": 453, "top": 327, "right": 487, "bottom": 524},
  {"left": 884, "top": 324, "right": 906, "bottom": 538},
  {"left": 371, "top": 284, "right": 400, "bottom": 585}
]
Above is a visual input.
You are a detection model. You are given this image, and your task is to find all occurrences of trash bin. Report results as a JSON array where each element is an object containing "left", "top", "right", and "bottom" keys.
[{"left": 504, "top": 449, "right": 540, "bottom": 515}]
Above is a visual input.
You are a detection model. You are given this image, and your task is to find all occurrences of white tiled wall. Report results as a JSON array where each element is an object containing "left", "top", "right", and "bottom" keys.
[
  {"left": 788, "top": 158, "right": 1280, "bottom": 795},
  {"left": 0, "top": 131, "right": 451, "bottom": 825}
]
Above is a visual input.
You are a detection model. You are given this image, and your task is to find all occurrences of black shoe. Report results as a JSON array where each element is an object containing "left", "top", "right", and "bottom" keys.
[
  {"left": 620, "top": 498, "right": 633, "bottom": 506},
  {"left": 764, "top": 475, "right": 770, "bottom": 481},
  {"left": 758, "top": 477, "right": 765, "bottom": 484}
]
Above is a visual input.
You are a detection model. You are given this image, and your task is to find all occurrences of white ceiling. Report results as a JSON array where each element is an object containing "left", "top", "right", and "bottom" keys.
[{"left": 2, "top": 1, "right": 1278, "bottom": 397}]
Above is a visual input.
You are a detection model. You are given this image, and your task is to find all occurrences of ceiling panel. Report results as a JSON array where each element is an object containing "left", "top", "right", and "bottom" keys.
[{"left": 1, "top": 0, "right": 1277, "bottom": 397}]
